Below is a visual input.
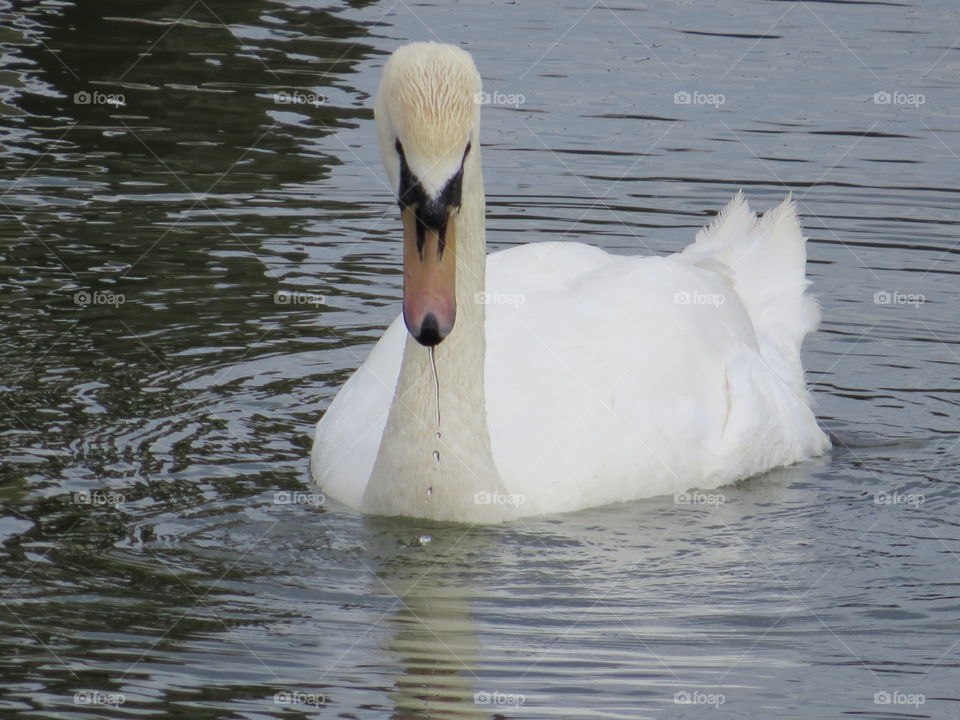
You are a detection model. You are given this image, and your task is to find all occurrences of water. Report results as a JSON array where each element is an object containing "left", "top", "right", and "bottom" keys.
[{"left": 2, "top": 1, "right": 958, "bottom": 718}]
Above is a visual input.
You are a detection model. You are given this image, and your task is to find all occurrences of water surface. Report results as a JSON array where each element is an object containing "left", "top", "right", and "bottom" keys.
[{"left": 1, "top": 1, "right": 959, "bottom": 718}]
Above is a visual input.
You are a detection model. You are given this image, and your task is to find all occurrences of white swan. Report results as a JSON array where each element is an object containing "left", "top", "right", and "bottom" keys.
[{"left": 311, "top": 42, "right": 829, "bottom": 522}]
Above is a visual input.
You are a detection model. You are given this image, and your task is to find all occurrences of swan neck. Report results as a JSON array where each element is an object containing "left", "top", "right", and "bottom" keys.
[{"left": 363, "top": 150, "right": 513, "bottom": 522}]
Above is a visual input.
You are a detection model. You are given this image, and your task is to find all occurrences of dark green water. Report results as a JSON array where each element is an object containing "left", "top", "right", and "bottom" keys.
[{"left": 1, "top": 1, "right": 958, "bottom": 718}]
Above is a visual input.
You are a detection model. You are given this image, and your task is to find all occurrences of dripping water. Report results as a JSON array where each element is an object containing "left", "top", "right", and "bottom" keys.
[
  {"left": 429, "top": 347, "right": 442, "bottom": 482},
  {"left": 429, "top": 346, "right": 441, "bottom": 426}
]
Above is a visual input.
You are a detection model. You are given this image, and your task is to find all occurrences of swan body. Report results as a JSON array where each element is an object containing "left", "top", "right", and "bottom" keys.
[{"left": 311, "top": 42, "right": 828, "bottom": 522}]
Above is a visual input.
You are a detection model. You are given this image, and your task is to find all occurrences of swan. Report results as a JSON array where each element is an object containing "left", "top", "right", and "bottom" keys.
[{"left": 311, "top": 42, "right": 829, "bottom": 523}]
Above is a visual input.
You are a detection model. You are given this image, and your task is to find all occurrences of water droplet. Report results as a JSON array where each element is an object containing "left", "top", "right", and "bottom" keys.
[
  {"left": 432, "top": 450, "right": 440, "bottom": 465},
  {"left": 435, "top": 432, "right": 441, "bottom": 441},
  {"left": 427, "top": 486, "right": 433, "bottom": 496}
]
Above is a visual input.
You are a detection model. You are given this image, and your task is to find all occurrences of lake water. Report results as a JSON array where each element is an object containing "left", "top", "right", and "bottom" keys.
[{"left": 1, "top": 1, "right": 958, "bottom": 718}]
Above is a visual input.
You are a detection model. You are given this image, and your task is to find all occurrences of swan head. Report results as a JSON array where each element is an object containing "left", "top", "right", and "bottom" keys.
[{"left": 375, "top": 42, "right": 481, "bottom": 346}]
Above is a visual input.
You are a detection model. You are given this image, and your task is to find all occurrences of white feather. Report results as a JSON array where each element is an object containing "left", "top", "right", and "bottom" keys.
[
  {"left": 311, "top": 43, "right": 829, "bottom": 521},
  {"left": 313, "top": 193, "right": 829, "bottom": 518}
]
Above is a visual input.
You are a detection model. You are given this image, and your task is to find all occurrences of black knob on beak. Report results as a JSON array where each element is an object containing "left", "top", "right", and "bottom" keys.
[{"left": 416, "top": 200, "right": 449, "bottom": 234}]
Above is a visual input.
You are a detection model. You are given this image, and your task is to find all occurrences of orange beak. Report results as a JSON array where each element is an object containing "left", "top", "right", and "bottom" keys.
[{"left": 402, "top": 206, "right": 457, "bottom": 346}]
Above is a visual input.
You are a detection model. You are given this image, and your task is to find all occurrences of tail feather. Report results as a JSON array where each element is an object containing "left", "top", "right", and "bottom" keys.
[{"left": 682, "top": 192, "right": 820, "bottom": 376}]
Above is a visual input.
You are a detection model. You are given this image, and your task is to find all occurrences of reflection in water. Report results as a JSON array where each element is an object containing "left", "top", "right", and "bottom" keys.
[
  {"left": 360, "top": 462, "right": 841, "bottom": 720},
  {"left": 372, "top": 524, "right": 489, "bottom": 720},
  {"left": 1, "top": 0, "right": 959, "bottom": 717}
]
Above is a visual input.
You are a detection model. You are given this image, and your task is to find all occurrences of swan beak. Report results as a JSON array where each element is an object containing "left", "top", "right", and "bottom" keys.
[{"left": 402, "top": 206, "right": 457, "bottom": 346}]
